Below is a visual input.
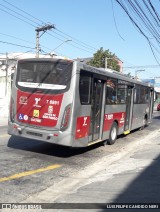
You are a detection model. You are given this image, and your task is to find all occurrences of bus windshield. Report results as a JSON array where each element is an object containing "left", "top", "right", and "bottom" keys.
[{"left": 16, "top": 60, "right": 73, "bottom": 93}]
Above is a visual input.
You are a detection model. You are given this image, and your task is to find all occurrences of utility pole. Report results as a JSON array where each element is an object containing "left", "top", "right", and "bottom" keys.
[{"left": 35, "top": 24, "right": 55, "bottom": 58}]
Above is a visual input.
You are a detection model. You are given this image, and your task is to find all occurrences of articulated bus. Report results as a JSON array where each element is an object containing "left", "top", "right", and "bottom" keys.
[{"left": 8, "top": 58, "right": 154, "bottom": 147}]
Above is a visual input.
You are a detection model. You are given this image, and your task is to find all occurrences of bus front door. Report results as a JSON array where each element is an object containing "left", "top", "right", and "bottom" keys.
[
  {"left": 89, "top": 79, "right": 104, "bottom": 142},
  {"left": 124, "top": 86, "right": 134, "bottom": 132}
]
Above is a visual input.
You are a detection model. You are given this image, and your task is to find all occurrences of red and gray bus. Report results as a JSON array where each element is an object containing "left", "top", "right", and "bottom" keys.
[{"left": 8, "top": 58, "right": 154, "bottom": 147}]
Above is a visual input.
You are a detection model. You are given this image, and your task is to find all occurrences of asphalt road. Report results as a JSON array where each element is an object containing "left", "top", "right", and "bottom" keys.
[{"left": 0, "top": 111, "right": 160, "bottom": 204}]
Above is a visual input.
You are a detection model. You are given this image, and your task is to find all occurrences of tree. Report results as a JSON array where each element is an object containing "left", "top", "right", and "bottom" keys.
[
  {"left": 87, "top": 47, "right": 120, "bottom": 72},
  {"left": 124, "top": 72, "right": 133, "bottom": 78}
]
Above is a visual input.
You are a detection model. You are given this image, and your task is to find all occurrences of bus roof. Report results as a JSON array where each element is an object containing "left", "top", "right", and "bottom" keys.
[
  {"left": 17, "top": 57, "right": 153, "bottom": 88},
  {"left": 17, "top": 57, "right": 74, "bottom": 63},
  {"left": 78, "top": 62, "right": 154, "bottom": 88}
]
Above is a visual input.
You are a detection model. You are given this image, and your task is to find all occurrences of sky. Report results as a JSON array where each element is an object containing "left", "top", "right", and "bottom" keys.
[{"left": 0, "top": 0, "right": 160, "bottom": 84}]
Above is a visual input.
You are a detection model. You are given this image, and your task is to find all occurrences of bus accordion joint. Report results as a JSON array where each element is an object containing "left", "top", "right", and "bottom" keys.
[{"left": 60, "top": 104, "right": 72, "bottom": 131}]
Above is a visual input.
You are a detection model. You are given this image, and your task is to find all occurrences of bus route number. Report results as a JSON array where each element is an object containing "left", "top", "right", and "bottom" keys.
[{"left": 105, "top": 114, "right": 113, "bottom": 120}]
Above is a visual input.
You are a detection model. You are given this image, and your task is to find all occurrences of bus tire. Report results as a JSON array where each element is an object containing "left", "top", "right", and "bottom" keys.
[
  {"left": 140, "top": 115, "right": 148, "bottom": 130},
  {"left": 108, "top": 122, "right": 118, "bottom": 145},
  {"left": 143, "top": 115, "right": 148, "bottom": 128}
]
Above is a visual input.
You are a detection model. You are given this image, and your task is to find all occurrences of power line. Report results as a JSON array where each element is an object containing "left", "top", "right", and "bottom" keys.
[
  {"left": 0, "top": 32, "right": 53, "bottom": 52},
  {"left": 124, "top": 65, "right": 160, "bottom": 69},
  {"left": 0, "top": 7, "right": 35, "bottom": 27},
  {"left": 0, "top": 40, "right": 35, "bottom": 49},
  {"left": 11, "top": 50, "right": 36, "bottom": 59},
  {"left": 3, "top": 0, "right": 97, "bottom": 52},
  {"left": 0, "top": 2, "right": 38, "bottom": 26},
  {"left": 115, "top": 0, "right": 160, "bottom": 64},
  {"left": 110, "top": 0, "right": 125, "bottom": 41},
  {"left": 0, "top": 32, "right": 35, "bottom": 46},
  {"left": 46, "top": 31, "right": 95, "bottom": 54},
  {"left": 2, "top": 0, "right": 44, "bottom": 24},
  {"left": 1, "top": 0, "right": 98, "bottom": 55},
  {"left": 55, "top": 29, "right": 97, "bottom": 51}
]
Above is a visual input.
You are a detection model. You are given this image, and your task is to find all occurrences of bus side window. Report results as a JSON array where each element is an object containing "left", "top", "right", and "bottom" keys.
[
  {"left": 79, "top": 73, "right": 92, "bottom": 105},
  {"left": 134, "top": 85, "right": 148, "bottom": 104},
  {"left": 144, "top": 87, "right": 150, "bottom": 103},
  {"left": 134, "top": 85, "right": 141, "bottom": 104},
  {"left": 138, "top": 85, "right": 147, "bottom": 104},
  {"left": 117, "top": 84, "right": 127, "bottom": 104},
  {"left": 106, "top": 78, "right": 118, "bottom": 104}
]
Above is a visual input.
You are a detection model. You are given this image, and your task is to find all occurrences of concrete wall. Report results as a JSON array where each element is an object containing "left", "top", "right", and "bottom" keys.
[{"left": 0, "top": 76, "right": 6, "bottom": 98}]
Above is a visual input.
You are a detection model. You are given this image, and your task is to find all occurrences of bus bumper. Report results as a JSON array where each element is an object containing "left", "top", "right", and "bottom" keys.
[{"left": 8, "top": 121, "right": 73, "bottom": 147}]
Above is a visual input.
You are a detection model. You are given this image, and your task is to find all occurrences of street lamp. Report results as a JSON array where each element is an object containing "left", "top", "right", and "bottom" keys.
[
  {"left": 135, "top": 69, "right": 145, "bottom": 79},
  {"left": 50, "top": 39, "right": 72, "bottom": 56}
]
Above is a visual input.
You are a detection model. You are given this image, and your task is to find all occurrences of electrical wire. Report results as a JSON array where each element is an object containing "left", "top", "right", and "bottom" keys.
[
  {"left": 0, "top": 3, "right": 38, "bottom": 26},
  {"left": 0, "top": 40, "right": 35, "bottom": 49},
  {"left": 110, "top": 0, "right": 125, "bottom": 40},
  {"left": 0, "top": 7, "right": 35, "bottom": 28},
  {"left": 0, "top": 32, "right": 53, "bottom": 52},
  {"left": 115, "top": 0, "right": 160, "bottom": 66},
  {"left": 1, "top": 0, "right": 98, "bottom": 55},
  {"left": 2, "top": 0, "right": 44, "bottom": 24},
  {"left": 0, "top": 32, "right": 35, "bottom": 46}
]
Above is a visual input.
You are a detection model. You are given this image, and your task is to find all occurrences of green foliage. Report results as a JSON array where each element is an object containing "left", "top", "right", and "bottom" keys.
[
  {"left": 87, "top": 47, "right": 120, "bottom": 72},
  {"left": 124, "top": 72, "right": 132, "bottom": 78}
]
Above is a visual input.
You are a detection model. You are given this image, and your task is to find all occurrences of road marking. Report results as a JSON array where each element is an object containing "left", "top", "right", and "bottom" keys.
[{"left": 0, "top": 164, "right": 61, "bottom": 183}]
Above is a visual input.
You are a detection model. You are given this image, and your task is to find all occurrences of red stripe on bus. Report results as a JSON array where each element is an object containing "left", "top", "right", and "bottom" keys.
[
  {"left": 75, "top": 116, "right": 90, "bottom": 139},
  {"left": 103, "top": 112, "right": 126, "bottom": 131}
]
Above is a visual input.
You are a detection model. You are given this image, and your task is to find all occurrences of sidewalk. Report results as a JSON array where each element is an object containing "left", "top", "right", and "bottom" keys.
[
  {"left": 0, "top": 116, "right": 8, "bottom": 127},
  {"left": 20, "top": 127, "right": 160, "bottom": 211},
  {"left": 0, "top": 100, "right": 9, "bottom": 127}
]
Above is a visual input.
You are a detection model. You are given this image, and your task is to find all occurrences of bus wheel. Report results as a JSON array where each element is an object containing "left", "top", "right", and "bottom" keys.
[
  {"left": 108, "top": 122, "right": 118, "bottom": 145},
  {"left": 140, "top": 116, "right": 148, "bottom": 130},
  {"left": 143, "top": 116, "right": 148, "bottom": 128}
]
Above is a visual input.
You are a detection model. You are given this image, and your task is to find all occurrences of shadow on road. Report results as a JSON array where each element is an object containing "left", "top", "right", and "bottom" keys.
[
  {"left": 7, "top": 135, "right": 103, "bottom": 158},
  {"left": 7, "top": 113, "right": 160, "bottom": 158},
  {"left": 99, "top": 154, "right": 160, "bottom": 211},
  {"left": 114, "top": 155, "right": 160, "bottom": 203}
]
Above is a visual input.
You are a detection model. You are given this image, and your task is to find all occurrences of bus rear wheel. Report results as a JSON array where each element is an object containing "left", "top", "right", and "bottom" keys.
[
  {"left": 107, "top": 122, "right": 118, "bottom": 145},
  {"left": 144, "top": 115, "right": 148, "bottom": 127},
  {"left": 140, "top": 115, "right": 148, "bottom": 130}
]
